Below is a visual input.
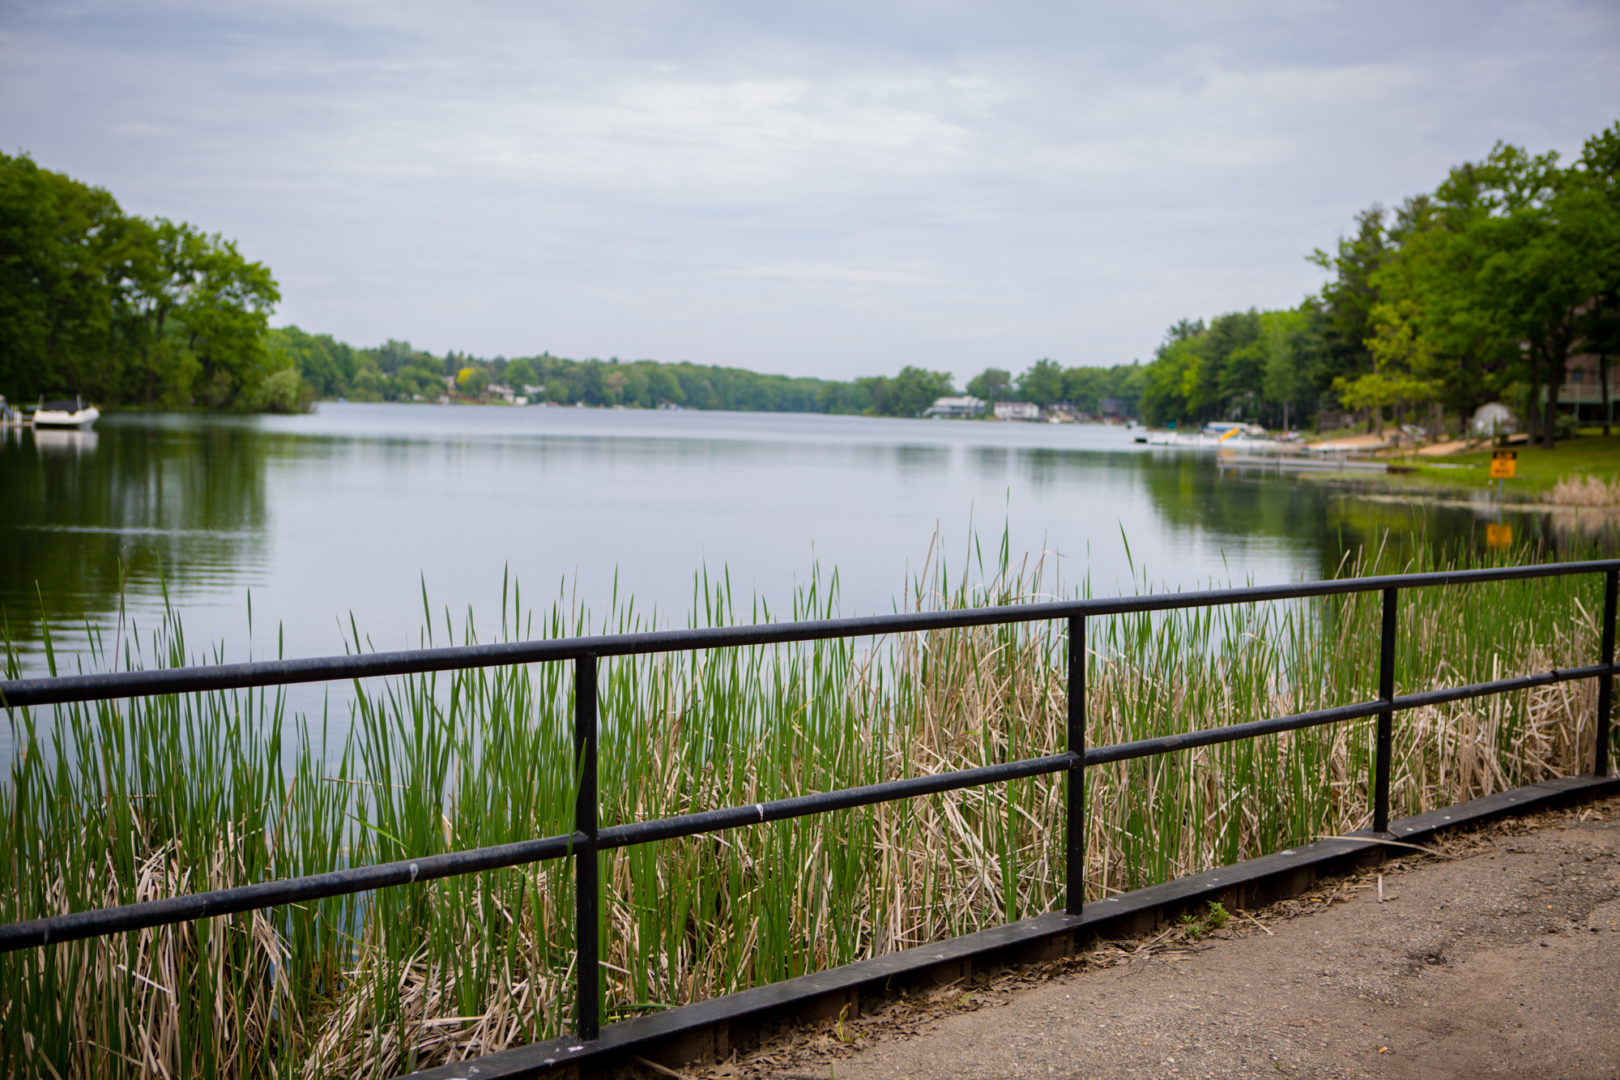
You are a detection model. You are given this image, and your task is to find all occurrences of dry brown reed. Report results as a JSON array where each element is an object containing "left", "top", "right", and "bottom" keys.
[{"left": 1546, "top": 473, "right": 1620, "bottom": 506}]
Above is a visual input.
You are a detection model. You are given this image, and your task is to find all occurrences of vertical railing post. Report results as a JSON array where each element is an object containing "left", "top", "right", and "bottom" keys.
[
  {"left": 1065, "top": 616, "right": 1086, "bottom": 917},
  {"left": 1373, "top": 587, "right": 1397, "bottom": 834},
  {"left": 574, "top": 654, "right": 600, "bottom": 1039},
  {"left": 1597, "top": 569, "right": 1616, "bottom": 777}
]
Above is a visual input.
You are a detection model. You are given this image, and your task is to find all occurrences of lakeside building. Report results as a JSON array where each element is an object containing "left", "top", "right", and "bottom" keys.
[
  {"left": 1557, "top": 352, "right": 1617, "bottom": 425},
  {"left": 925, "top": 395, "right": 986, "bottom": 419},
  {"left": 993, "top": 401, "right": 1041, "bottom": 422}
]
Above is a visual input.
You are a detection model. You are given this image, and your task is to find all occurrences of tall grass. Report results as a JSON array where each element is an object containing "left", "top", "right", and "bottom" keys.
[{"left": 2, "top": 536, "right": 1613, "bottom": 1078}]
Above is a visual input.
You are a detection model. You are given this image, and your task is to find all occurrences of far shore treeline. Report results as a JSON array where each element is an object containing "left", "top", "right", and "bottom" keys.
[
  {"left": 265, "top": 326, "right": 1149, "bottom": 419},
  {"left": 5, "top": 122, "right": 1617, "bottom": 434}
]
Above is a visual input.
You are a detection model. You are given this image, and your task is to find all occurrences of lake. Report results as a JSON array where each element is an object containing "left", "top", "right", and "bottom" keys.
[{"left": 1, "top": 404, "right": 1548, "bottom": 694}]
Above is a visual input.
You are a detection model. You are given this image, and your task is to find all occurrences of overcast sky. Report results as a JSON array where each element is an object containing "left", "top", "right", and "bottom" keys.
[{"left": 3, "top": 1, "right": 1617, "bottom": 382}]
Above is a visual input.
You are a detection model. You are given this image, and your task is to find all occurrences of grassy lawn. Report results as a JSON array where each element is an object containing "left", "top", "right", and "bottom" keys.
[{"left": 1402, "top": 432, "right": 1620, "bottom": 496}]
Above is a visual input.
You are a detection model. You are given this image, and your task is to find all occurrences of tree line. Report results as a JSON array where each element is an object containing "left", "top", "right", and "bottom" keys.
[
  {"left": 267, "top": 326, "right": 953, "bottom": 414},
  {"left": 0, "top": 152, "right": 297, "bottom": 412},
  {"left": 268, "top": 324, "right": 1147, "bottom": 419},
  {"left": 964, "top": 359, "right": 1146, "bottom": 418},
  {"left": 1139, "top": 123, "right": 1620, "bottom": 445}
]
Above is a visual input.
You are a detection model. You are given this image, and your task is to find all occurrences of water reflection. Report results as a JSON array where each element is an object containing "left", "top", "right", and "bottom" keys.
[
  {"left": 31, "top": 428, "right": 99, "bottom": 458},
  {"left": 969, "top": 446, "right": 1011, "bottom": 479},
  {"left": 1, "top": 418, "right": 270, "bottom": 659},
  {"left": 4, "top": 406, "right": 1606, "bottom": 690}
]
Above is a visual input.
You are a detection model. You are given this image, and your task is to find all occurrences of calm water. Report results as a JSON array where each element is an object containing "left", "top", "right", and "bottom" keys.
[{"left": 2, "top": 405, "right": 1550, "bottom": 691}]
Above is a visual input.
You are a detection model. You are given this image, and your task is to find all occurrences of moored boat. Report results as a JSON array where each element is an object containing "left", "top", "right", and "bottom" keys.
[{"left": 32, "top": 395, "right": 100, "bottom": 429}]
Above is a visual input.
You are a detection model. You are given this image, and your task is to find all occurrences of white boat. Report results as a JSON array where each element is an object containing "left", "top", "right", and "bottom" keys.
[{"left": 32, "top": 395, "right": 100, "bottom": 429}]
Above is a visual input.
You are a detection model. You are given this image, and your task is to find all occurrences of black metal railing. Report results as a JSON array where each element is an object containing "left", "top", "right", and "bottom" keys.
[{"left": 1, "top": 560, "right": 1616, "bottom": 1047}]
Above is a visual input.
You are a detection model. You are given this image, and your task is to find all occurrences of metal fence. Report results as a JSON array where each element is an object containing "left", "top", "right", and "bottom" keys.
[{"left": 1, "top": 559, "right": 1615, "bottom": 1050}]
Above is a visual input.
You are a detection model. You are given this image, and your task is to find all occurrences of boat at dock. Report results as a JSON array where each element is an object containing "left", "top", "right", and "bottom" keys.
[
  {"left": 31, "top": 395, "right": 100, "bottom": 429},
  {"left": 1133, "top": 430, "right": 1280, "bottom": 451}
]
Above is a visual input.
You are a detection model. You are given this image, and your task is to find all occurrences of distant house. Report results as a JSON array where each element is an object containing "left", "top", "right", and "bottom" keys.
[
  {"left": 925, "top": 395, "right": 986, "bottom": 419},
  {"left": 1558, "top": 351, "right": 1616, "bottom": 423},
  {"left": 994, "top": 401, "right": 1041, "bottom": 422},
  {"left": 1098, "top": 397, "right": 1127, "bottom": 421}
]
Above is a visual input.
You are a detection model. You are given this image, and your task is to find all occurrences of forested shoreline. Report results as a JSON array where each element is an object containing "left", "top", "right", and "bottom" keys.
[
  {"left": 0, "top": 153, "right": 294, "bottom": 413},
  {"left": 1139, "top": 124, "right": 1620, "bottom": 445},
  {"left": 266, "top": 325, "right": 1148, "bottom": 418}
]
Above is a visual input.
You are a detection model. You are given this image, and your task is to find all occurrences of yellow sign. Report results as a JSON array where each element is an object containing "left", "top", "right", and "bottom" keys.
[
  {"left": 1486, "top": 522, "right": 1513, "bottom": 548},
  {"left": 1490, "top": 450, "right": 1517, "bottom": 479}
]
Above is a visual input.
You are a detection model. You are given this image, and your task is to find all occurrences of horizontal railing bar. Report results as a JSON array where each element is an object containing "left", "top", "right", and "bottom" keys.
[
  {"left": 0, "top": 830, "right": 581, "bottom": 954},
  {"left": 1084, "top": 699, "right": 1386, "bottom": 764},
  {"left": 5, "top": 657, "right": 1614, "bottom": 954},
  {"left": 4, "top": 560, "right": 1617, "bottom": 709},
  {"left": 1392, "top": 663, "right": 1610, "bottom": 710},
  {"left": 597, "top": 753, "right": 1078, "bottom": 850}
]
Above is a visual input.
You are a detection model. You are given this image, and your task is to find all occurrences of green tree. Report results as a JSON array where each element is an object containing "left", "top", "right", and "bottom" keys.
[
  {"left": 1104, "top": 362, "right": 1147, "bottom": 418},
  {"left": 1565, "top": 124, "right": 1620, "bottom": 434},
  {"left": 1368, "top": 180, "right": 1519, "bottom": 434},
  {"left": 1464, "top": 143, "right": 1591, "bottom": 446},
  {"left": 1208, "top": 310, "right": 1264, "bottom": 419},
  {"left": 862, "top": 366, "right": 954, "bottom": 417},
  {"left": 350, "top": 363, "right": 383, "bottom": 402},
  {"left": 965, "top": 367, "right": 1012, "bottom": 403},
  {"left": 0, "top": 152, "right": 282, "bottom": 411},
  {"left": 647, "top": 366, "right": 683, "bottom": 405},
  {"left": 1063, "top": 366, "right": 1107, "bottom": 415},
  {"left": 266, "top": 326, "right": 358, "bottom": 399},
  {"left": 174, "top": 231, "right": 281, "bottom": 409},
  {"left": 391, "top": 362, "right": 444, "bottom": 401},
  {"left": 0, "top": 153, "right": 126, "bottom": 401},
  {"left": 1310, "top": 205, "right": 1388, "bottom": 383},
  {"left": 502, "top": 355, "right": 538, "bottom": 391},
  {"left": 1259, "top": 307, "right": 1319, "bottom": 430},
  {"left": 1017, "top": 359, "right": 1065, "bottom": 406},
  {"left": 1139, "top": 326, "right": 1205, "bottom": 427},
  {"left": 245, "top": 367, "right": 312, "bottom": 413}
]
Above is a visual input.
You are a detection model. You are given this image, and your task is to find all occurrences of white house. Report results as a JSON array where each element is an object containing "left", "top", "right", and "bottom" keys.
[
  {"left": 994, "top": 401, "right": 1041, "bottom": 422},
  {"left": 925, "top": 395, "right": 986, "bottom": 419}
]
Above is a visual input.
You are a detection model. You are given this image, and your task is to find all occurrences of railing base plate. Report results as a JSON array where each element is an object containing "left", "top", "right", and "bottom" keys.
[{"left": 401, "top": 774, "right": 1620, "bottom": 1080}]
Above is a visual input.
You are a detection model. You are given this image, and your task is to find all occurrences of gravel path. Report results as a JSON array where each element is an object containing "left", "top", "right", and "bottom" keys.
[{"left": 685, "top": 797, "right": 1620, "bottom": 1080}]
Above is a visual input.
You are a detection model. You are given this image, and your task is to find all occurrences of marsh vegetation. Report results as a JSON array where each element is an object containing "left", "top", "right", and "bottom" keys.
[{"left": 2, "top": 538, "right": 1612, "bottom": 1077}]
